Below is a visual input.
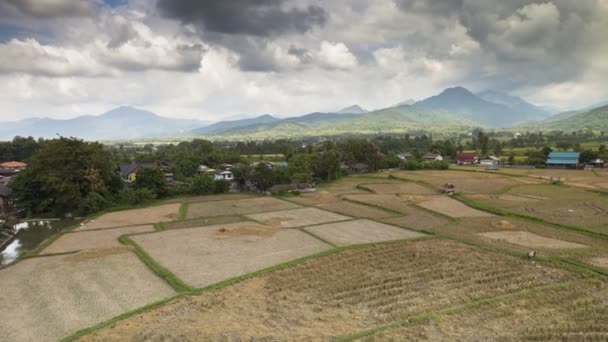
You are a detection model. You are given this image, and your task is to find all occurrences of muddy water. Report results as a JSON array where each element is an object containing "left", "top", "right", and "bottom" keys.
[{"left": 0, "top": 219, "right": 79, "bottom": 267}]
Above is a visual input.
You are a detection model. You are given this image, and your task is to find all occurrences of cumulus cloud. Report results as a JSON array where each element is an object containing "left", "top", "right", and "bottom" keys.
[{"left": 316, "top": 41, "right": 358, "bottom": 70}]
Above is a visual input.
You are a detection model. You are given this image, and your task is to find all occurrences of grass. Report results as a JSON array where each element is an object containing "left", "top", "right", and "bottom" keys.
[
  {"left": 452, "top": 193, "right": 608, "bottom": 240},
  {"left": 178, "top": 202, "right": 188, "bottom": 221},
  {"left": 117, "top": 235, "right": 195, "bottom": 293}
]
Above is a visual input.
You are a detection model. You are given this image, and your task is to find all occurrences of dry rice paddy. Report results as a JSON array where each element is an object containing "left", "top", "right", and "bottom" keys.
[
  {"left": 362, "top": 279, "right": 608, "bottom": 341},
  {"left": 79, "top": 203, "right": 181, "bottom": 230},
  {"left": 0, "top": 250, "right": 174, "bottom": 342},
  {"left": 417, "top": 196, "right": 494, "bottom": 218},
  {"left": 478, "top": 231, "right": 587, "bottom": 249},
  {"left": 131, "top": 222, "right": 332, "bottom": 287},
  {"left": 186, "top": 197, "right": 300, "bottom": 218},
  {"left": 359, "top": 182, "right": 436, "bottom": 194},
  {"left": 41, "top": 225, "right": 154, "bottom": 254},
  {"left": 304, "top": 219, "right": 424, "bottom": 246},
  {"left": 246, "top": 207, "right": 350, "bottom": 228},
  {"left": 317, "top": 200, "right": 398, "bottom": 219},
  {"left": 81, "top": 239, "right": 577, "bottom": 341}
]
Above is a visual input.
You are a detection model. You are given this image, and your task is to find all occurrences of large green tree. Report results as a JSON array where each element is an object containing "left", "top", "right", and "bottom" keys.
[
  {"left": 134, "top": 167, "right": 168, "bottom": 197},
  {"left": 11, "top": 137, "right": 120, "bottom": 215}
]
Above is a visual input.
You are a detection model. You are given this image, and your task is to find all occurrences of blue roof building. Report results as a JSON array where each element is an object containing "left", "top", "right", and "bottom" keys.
[{"left": 546, "top": 152, "right": 580, "bottom": 168}]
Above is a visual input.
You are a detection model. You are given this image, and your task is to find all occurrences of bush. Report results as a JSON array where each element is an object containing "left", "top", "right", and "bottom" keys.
[
  {"left": 79, "top": 192, "right": 112, "bottom": 215},
  {"left": 214, "top": 179, "right": 231, "bottom": 194},
  {"left": 189, "top": 174, "right": 214, "bottom": 195},
  {"left": 117, "top": 188, "right": 157, "bottom": 206},
  {"left": 400, "top": 160, "right": 449, "bottom": 170},
  {"left": 134, "top": 168, "right": 168, "bottom": 197}
]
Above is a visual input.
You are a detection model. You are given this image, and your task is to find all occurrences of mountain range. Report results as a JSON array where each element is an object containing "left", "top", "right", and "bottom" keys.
[
  {"left": 0, "top": 107, "right": 210, "bottom": 141},
  {"left": 1, "top": 87, "right": 605, "bottom": 141}
]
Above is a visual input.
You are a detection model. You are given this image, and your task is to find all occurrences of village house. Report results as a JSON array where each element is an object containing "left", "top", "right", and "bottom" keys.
[
  {"left": 588, "top": 158, "right": 605, "bottom": 168},
  {"left": 397, "top": 152, "right": 414, "bottom": 161},
  {"left": 421, "top": 153, "right": 443, "bottom": 161},
  {"left": 457, "top": 152, "right": 479, "bottom": 165},
  {"left": 213, "top": 170, "right": 234, "bottom": 181},
  {"left": 0, "top": 161, "right": 27, "bottom": 170},
  {"left": 545, "top": 152, "right": 580, "bottom": 169},
  {"left": 119, "top": 164, "right": 144, "bottom": 183},
  {"left": 479, "top": 156, "right": 500, "bottom": 166},
  {"left": 198, "top": 164, "right": 211, "bottom": 173},
  {"left": 349, "top": 163, "right": 369, "bottom": 173}
]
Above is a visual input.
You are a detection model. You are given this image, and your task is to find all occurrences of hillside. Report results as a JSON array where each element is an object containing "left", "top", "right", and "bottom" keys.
[
  {"left": 477, "top": 90, "right": 550, "bottom": 122},
  {"left": 414, "top": 87, "right": 527, "bottom": 127},
  {"left": 198, "top": 105, "right": 472, "bottom": 140},
  {"left": 542, "top": 104, "right": 608, "bottom": 131},
  {"left": 0, "top": 107, "right": 209, "bottom": 140},
  {"left": 336, "top": 105, "right": 368, "bottom": 114},
  {"left": 191, "top": 114, "right": 280, "bottom": 135}
]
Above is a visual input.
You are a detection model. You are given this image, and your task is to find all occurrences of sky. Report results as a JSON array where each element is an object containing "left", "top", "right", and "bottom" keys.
[{"left": 0, "top": 0, "right": 607, "bottom": 121}]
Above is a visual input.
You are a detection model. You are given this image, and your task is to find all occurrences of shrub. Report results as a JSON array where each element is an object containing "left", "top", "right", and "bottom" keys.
[
  {"left": 79, "top": 192, "right": 112, "bottom": 215},
  {"left": 189, "top": 174, "right": 214, "bottom": 195},
  {"left": 214, "top": 179, "right": 231, "bottom": 194},
  {"left": 117, "top": 188, "right": 157, "bottom": 206}
]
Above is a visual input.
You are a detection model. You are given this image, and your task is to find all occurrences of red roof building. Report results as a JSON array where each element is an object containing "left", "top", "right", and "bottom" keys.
[
  {"left": 457, "top": 153, "right": 479, "bottom": 165},
  {"left": 0, "top": 161, "right": 27, "bottom": 169}
]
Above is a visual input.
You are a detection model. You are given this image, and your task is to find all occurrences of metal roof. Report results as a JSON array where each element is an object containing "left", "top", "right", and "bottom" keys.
[
  {"left": 546, "top": 159, "right": 578, "bottom": 165},
  {"left": 547, "top": 152, "right": 580, "bottom": 159}
]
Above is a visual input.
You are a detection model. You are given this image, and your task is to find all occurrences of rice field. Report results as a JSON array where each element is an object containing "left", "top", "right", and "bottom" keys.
[
  {"left": 81, "top": 239, "right": 579, "bottom": 341},
  {"left": 245, "top": 207, "right": 350, "bottom": 228},
  {"left": 304, "top": 219, "right": 424, "bottom": 246},
  {"left": 41, "top": 225, "right": 154, "bottom": 254},
  {"left": 79, "top": 203, "right": 181, "bottom": 230},
  {"left": 131, "top": 222, "right": 332, "bottom": 287},
  {"left": 0, "top": 250, "right": 175, "bottom": 342},
  {"left": 416, "top": 196, "right": 494, "bottom": 218},
  {"left": 186, "top": 197, "right": 300, "bottom": 218}
]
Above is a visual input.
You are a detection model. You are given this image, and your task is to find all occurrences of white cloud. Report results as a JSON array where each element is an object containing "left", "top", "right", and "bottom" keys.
[{"left": 316, "top": 41, "right": 358, "bottom": 70}]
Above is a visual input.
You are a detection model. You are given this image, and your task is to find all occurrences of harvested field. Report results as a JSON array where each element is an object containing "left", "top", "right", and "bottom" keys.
[
  {"left": 132, "top": 222, "right": 331, "bottom": 287},
  {"left": 417, "top": 196, "right": 493, "bottom": 218},
  {"left": 246, "top": 207, "right": 350, "bottom": 228},
  {"left": 82, "top": 239, "right": 576, "bottom": 341},
  {"left": 359, "top": 182, "right": 435, "bottom": 194},
  {"left": 317, "top": 200, "right": 398, "bottom": 219},
  {"left": 589, "top": 257, "right": 608, "bottom": 269},
  {"left": 362, "top": 279, "right": 608, "bottom": 341},
  {"left": 478, "top": 231, "right": 587, "bottom": 249},
  {"left": 474, "top": 184, "right": 608, "bottom": 234},
  {"left": 392, "top": 170, "right": 518, "bottom": 194},
  {"left": 163, "top": 215, "right": 246, "bottom": 229},
  {"left": 304, "top": 219, "right": 424, "bottom": 246},
  {"left": 41, "top": 225, "right": 154, "bottom": 254},
  {"left": 0, "top": 250, "right": 174, "bottom": 342},
  {"left": 79, "top": 203, "right": 181, "bottom": 230},
  {"left": 343, "top": 194, "right": 417, "bottom": 214},
  {"left": 186, "top": 197, "right": 300, "bottom": 218},
  {"left": 379, "top": 210, "right": 450, "bottom": 230}
]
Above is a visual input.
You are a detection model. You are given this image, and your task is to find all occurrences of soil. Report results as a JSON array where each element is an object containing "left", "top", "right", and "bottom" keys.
[
  {"left": 41, "top": 225, "right": 154, "bottom": 254},
  {"left": 131, "top": 223, "right": 331, "bottom": 287},
  {"left": 79, "top": 204, "right": 181, "bottom": 230},
  {"left": 187, "top": 197, "right": 300, "bottom": 218},
  {"left": 246, "top": 207, "right": 350, "bottom": 228},
  {"left": 417, "top": 196, "right": 494, "bottom": 218},
  {"left": 304, "top": 219, "right": 424, "bottom": 246},
  {"left": 478, "top": 231, "right": 587, "bottom": 249},
  {"left": 0, "top": 251, "right": 175, "bottom": 342}
]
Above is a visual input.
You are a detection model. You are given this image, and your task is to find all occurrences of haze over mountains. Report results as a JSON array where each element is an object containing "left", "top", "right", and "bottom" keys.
[{"left": 1, "top": 87, "right": 605, "bottom": 141}]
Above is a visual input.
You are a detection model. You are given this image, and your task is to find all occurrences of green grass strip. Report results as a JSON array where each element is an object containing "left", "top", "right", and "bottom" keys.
[
  {"left": 296, "top": 228, "right": 338, "bottom": 248},
  {"left": 178, "top": 202, "right": 189, "bottom": 221},
  {"left": 341, "top": 197, "right": 403, "bottom": 216},
  {"left": 355, "top": 184, "right": 375, "bottom": 193},
  {"left": 118, "top": 235, "right": 195, "bottom": 293},
  {"left": 452, "top": 193, "right": 608, "bottom": 240},
  {"left": 335, "top": 279, "right": 585, "bottom": 341}
]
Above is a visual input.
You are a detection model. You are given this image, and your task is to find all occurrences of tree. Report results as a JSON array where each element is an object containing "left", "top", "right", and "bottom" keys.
[
  {"left": 189, "top": 173, "right": 214, "bottom": 195},
  {"left": 11, "top": 137, "right": 118, "bottom": 216},
  {"left": 251, "top": 163, "right": 275, "bottom": 191},
  {"left": 134, "top": 168, "right": 168, "bottom": 197}
]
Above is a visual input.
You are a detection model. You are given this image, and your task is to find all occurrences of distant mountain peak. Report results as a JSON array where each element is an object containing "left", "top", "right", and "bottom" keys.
[
  {"left": 396, "top": 99, "right": 416, "bottom": 106},
  {"left": 337, "top": 105, "right": 368, "bottom": 114},
  {"left": 440, "top": 86, "right": 476, "bottom": 96}
]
